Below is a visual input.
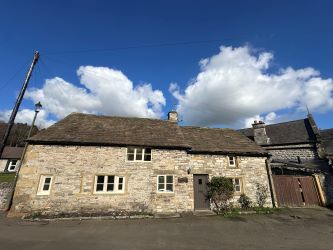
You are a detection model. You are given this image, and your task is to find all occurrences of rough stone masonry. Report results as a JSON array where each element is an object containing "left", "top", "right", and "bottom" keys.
[{"left": 10, "top": 145, "right": 272, "bottom": 217}]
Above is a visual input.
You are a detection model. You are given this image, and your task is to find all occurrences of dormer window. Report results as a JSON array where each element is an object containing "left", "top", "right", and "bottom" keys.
[{"left": 127, "top": 148, "right": 152, "bottom": 162}]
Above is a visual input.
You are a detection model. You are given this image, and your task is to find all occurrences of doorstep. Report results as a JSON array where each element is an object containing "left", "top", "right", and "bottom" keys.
[{"left": 193, "top": 210, "right": 215, "bottom": 216}]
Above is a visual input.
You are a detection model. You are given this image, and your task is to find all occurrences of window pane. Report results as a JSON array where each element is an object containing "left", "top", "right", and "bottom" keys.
[
  {"left": 107, "top": 184, "right": 114, "bottom": 191},
  {"left": 127, "top": 148, "right": 135, "bottom": 154},
  {"left": 235, "top": 186, "right": 240, "bottom": 192},
  {"left": 135, "top": 153, "right": 143, "bottom": 161},
  {"left": 234, "top": 179, "right": 240, "bottom": 185},
  {"left": 8, "top": 165, "right": 16, "bottom": 171},
  {"left": 108, "top": 176, "right": 115, "bottom": 183},
  {"left": 166, "top": 176, "right": 173, "bottom": 183},
  {"left": 97, "top": 176, "right": 104, "bottom": 183},
  {"left": 145, "top": 148, "right": 151, "bottom": 154},
  {"left": 136, "top": 148, "right": 143, "bottom": 154},
  {"left": 44, "top": 177, "right": 51, "bottom": 184},
  {"left": 96, "top": 183, "right": 104, "bottom": 191},
  {"left": 158, "top": 184, "right": 164, "bottom": 191},
  {"left": 158, "top": 176, "right": 165, "bottom": 184},
  {"left": 166, "top": 184, "right": 173, "bottom": 192},
  {"left": 127, "top": 154, "right": 134, "bottom": 161},
  {"left": 144, "top": 154, "right": 151, "bottom": 161},
  {"left": 118, "top": 184, "right": 123, "bottom": 190},
  {"left": 118, "top": 177, "right": 123, "bottom": 184},
  {"left": 43, "top": 183, "right": 50, "bottom": 191}
]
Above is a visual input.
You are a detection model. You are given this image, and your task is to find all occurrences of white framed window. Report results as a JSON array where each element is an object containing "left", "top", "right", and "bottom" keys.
[
  {"left": 228, "top": 156, "right": 236, "bottom": 167},
  {"left": 37, "top": 175, "right": 53, "bottom": 195},
  {"left": 157, "top": 175, "right": 174, "bottom": 193},
  {"left": 94, "top": 175, "right": 125, "bottom": 193},
  {"left": 232, "top": 178, "right": 242, "bottom": 193},
  {"left": 127, "top": 148, "right": 152, "bottom": 162},
  {"left": 7, "top": 160, "right": 19, "bottom": 172}
]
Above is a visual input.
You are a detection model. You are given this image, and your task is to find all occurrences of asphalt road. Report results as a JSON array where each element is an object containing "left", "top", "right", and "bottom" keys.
[{"left": 1, "top": 208, "right": 333, "bottom": 250}]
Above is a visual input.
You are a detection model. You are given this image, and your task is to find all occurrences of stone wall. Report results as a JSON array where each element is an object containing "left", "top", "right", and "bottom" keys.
[
  {"left": 0, "top": 160, "right": 7, "bottom": 172},
  {"left": 10, "top": 145, "right": 272, "bottom": 217},
  {"left": 0, "top": 182, "right": 13, "bottom": 210},
  {"left": 265, "top": 144, "right": 317, "bottom": 161}
]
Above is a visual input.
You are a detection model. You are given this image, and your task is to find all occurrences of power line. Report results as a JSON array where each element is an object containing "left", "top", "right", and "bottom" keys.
[
  {"left": 0, "top": 57, "right": 31, "bottom": 91},
  {"left": 43, "top": 38, "right": 226, "bottom": 56}
]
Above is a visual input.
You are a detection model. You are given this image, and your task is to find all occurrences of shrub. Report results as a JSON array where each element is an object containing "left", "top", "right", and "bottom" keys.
[
  {"left": 238, "top": 194, "right": 252, "bottom": 209},
  {"left": 207, "top": 177, "right": 234, "bottom": 215},
  {"left": 255, "top": 183, "right": 268, "bottom": 207}
]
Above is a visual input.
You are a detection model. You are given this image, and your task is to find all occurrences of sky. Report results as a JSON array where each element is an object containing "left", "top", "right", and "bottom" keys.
[{"left": 0, "top": 0, "right": 332, "bottom": 129}]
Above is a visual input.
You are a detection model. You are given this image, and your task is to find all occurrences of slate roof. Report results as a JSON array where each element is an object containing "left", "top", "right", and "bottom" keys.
[
  {"left": 28, "top": 113, "right": 266, "bottom": 155},
  {"left": 29, "top": 113, "right": 190, "bottom": 149},
  {"left": 181, "top": 126, "right": 266, "bottom": 155},
  {"left": 320, "top": 128, "right": 333, "bottom": 156},
  {"left": 238, "top": 118, "right": 317, "bottom": 145},
  {"left": 0, "top": 146, "right": 24, "bottom": 159}
]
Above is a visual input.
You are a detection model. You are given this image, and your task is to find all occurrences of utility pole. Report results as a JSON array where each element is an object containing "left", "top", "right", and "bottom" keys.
[{"left": 0, "top": 51, "right": 39, "bottom": 158}]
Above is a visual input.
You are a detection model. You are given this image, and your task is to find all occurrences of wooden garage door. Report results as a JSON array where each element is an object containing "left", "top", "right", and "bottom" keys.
[{"left": 272, "top": 175, "right": 320, "bottom": 207}]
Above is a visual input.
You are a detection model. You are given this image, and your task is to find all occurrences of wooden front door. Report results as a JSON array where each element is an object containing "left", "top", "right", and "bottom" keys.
[
  {"left": 193, "top": 174, "right": 210, "bottom": 210},
  {"left": 273, "top": 175, "right": 320, "bottom": 207}
]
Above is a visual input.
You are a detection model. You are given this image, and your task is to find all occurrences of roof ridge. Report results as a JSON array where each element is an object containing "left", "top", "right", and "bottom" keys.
[
  {"left": 181, "top": 126, "right": 233, "bottom": 130},
  {"left": 68, "top": 112, "right": 170, "bottom": 123}
]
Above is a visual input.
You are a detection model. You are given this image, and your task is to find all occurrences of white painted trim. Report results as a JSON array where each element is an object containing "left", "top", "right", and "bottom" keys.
[
  {"left": 157, "top": 175, "right": 174, "bottom": 193},
  {"left": 37, "top": 175, "right": 53, "bottom": 195},
  {"left": 93, "top": 175, "right": 125, "bottom": 194},
  {"left": 125, "top": 147, "right": 152, "bottom": 162}
]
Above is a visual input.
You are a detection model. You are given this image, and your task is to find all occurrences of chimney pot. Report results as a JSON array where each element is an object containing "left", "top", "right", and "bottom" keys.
[{"left": 168, "top": 110, "right": 178, "bottom": 123}]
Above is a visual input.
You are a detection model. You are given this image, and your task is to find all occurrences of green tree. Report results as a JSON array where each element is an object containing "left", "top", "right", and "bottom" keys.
[{"left": 207, "top": 177, "right": 234, "bottom": 215}]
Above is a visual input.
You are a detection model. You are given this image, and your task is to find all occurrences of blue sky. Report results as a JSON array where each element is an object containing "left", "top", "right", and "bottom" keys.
[{"left": 0, "top": 0, "right": 332, "bottom": 129}]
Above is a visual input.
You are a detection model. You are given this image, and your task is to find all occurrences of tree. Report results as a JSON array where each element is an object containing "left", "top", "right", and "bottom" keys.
[
  {"left": 255, "top": 183, "right": 268, "bottom": 207},
  {"left": 207, "top": 177, "right": 234, "bottom": 214}
]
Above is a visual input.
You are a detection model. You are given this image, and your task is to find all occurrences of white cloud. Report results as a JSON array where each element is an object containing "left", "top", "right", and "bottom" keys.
[
  {"left": 170, "top": 45, "right": 333, "bottom": 128},
  {"left": 15, "top": 66, "right": 166, "bottom": 127}
]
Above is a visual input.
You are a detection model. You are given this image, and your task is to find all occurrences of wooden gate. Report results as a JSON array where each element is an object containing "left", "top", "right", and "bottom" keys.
[{"left": 272, "top": 175, "right": 320, "bottom": 207}]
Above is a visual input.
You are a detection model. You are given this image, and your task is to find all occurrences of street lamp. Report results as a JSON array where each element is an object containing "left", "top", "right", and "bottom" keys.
[
  {"left": 7, "top": 101, "right": 43, "bottom": 211},
  {"left": 28, "top": 102, "right": 42, "bottom": 139}
]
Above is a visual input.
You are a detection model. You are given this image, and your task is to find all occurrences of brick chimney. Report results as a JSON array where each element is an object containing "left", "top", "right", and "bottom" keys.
[
  {"left": 252, "top": 120, "right": 270, "bottom": 145},
  {"left": 168, "top": 110, "right": 178, "bottom": 123}
]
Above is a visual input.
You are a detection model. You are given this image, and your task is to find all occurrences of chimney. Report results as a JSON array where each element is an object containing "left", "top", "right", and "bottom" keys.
[
  {"left": 168, "top": 110, "right": 178, "bottom": 123},
  {"left": 252, "top": 120, "right": 270, "bottom": 145}
]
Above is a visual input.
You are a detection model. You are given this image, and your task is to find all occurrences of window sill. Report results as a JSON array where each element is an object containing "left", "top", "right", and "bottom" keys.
[
  {"left": 125, "top": 160, "right": 152, "bottom": 163},
  {"left": 93, "top": 192, "right": 126, "bottom": 195},
  {"left": 156, "top": 191, "right": 175, "bottom": 195}
]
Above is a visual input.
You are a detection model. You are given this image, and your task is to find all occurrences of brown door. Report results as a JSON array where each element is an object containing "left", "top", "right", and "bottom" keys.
[
  {"left": 193, "top": 174, "right": 210, "bottom": 210},
  {"left": 272, "top": 175, "right": 320, "bottom": 207}
]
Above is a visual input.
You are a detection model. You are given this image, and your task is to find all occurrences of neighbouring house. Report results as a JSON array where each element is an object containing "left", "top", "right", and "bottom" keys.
[
  {"left": 10, "top": 112, "right": 272, "bottom": 217},
  {"left": 320, "top": 128, "right": 333, "bottom": 166},
  {"left": 239, "top": 115, "right": 333, "bottom": 207},
  {"left": 0, "top": 122, "right": 38, "bottom": 172},
  {"left": 0, "top": 147, "right": 23, "bottom": 172}
]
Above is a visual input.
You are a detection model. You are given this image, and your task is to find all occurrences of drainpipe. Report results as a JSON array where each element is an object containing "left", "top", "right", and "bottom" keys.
[{"left": 265, "top": 156, "right": 277, "bottom": 208}]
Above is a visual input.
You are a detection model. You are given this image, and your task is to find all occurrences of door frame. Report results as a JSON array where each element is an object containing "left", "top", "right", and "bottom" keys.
[{"left": 193, "top": 174, "right": 210, "bottom": 210}]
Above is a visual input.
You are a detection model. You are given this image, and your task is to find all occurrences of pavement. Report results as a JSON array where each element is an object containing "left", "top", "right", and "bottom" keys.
[{"left": 1, "top": 207, "right": 333, "bottom": 249}]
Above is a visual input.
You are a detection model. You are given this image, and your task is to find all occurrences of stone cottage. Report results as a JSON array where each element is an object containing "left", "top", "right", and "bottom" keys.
[
  {"left": 239, "top": 115, "right": 333, "bottom": 207},
  {"left": 10, "top": 112, "right": 272, "bottom": 217}
]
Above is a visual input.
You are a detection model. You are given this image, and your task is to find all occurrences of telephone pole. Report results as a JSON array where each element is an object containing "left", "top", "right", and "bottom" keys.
[{"left": 0, "top": 51, "right": 40, "bottom": 158}]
